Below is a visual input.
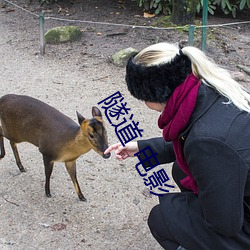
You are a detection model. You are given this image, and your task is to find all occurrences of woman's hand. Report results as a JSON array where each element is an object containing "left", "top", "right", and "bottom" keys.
[{"left": 104, "top": 141, "right": 139, "bottom": 160}]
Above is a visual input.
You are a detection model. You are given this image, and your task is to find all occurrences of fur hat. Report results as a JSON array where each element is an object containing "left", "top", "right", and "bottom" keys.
[{"left": 125, "top": 52, "right": 192, "bottom": 103}]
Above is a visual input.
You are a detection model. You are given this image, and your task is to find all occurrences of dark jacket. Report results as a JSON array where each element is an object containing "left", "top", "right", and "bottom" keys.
[{"left": 138, "top": 84, "right": 250, "bottom": 249}]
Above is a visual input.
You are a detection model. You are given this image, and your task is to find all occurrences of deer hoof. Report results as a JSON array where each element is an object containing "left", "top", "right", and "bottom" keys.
[
  {"left": 46, "top": 193, "right": 52, "bottom": 198},
  {"left": 79, "top": 196, "right": 87, "bottom": 202}
]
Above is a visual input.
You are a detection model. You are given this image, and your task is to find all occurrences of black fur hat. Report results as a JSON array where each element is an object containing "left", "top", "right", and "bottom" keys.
[{"left": 125, "top": 52, "right": 192, "bottom": 103}]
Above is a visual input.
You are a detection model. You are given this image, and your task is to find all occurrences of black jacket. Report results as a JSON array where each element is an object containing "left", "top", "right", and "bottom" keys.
[{"left": 138, "top": 84, "right": 250, "bottom": 249}]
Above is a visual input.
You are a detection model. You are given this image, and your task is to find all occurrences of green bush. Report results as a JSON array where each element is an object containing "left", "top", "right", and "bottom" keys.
[
  {"left": 135, "top": 0, "right": 250, "bottom": 17},
  {"left": 212, "top": 0, "right": 250, "bottom": 17},
  {"left": 196, "top": 0, "right": 216, "bottom": 15},
  {"left": 135, "top": 0, "right": 172, "bottom": 15}
]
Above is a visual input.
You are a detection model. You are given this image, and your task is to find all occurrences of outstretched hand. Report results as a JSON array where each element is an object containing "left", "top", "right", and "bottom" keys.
[{"left": 104, "top": 142, "right": 139, "bottom": 160}]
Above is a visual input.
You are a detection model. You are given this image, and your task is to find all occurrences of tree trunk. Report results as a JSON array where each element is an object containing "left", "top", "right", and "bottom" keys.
[{"left": 171, "top": 0, "right": 198, "bottom": 25}]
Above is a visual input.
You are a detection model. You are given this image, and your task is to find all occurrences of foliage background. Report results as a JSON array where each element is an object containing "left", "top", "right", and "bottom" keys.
[{"left": 38, "top": 0, "right": 250, "bottom": 18}]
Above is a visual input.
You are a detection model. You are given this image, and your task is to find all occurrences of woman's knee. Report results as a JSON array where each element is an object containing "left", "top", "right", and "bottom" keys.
[
  {"left": 148, "top": 204, "right": 179, "bottom": 250},
  {"left": 148, "top": 204, "right": 161, "bottom": 233},
  {"left": 148, "top": 204, "right": 171, "bottom": 238}
]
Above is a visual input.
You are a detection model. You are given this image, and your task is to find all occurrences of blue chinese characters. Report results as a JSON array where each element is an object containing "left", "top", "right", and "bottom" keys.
[
  {"left": 98, "top": 92, "right": 175, "bottom": 196},
  {"left": 134, "top": 146, "right": 175, "bottom": 196},
  {"left": 98, "top": 91, "right": 143, "bottom": 146}
]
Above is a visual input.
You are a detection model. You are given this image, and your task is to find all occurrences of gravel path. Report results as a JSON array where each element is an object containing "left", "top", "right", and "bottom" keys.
[{"left": 0, "top": 1, "right": 249, "bottom": 249}]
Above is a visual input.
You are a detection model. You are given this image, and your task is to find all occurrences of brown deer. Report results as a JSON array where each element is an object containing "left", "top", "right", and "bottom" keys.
[{"left": 0, "top": 94, "right": 110, "bottom": 201}]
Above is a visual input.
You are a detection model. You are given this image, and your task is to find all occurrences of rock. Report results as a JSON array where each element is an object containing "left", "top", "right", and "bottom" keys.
[
  {"left": 39, "top": 223, "right": 50, "bottom": 228},
  {"left": 231, "top": 71, "right": 247, "bottom": 82},
  {"left": 133, "top": 197, "right": 140, "bottom": 205},
  {"left": 236, "top": 65, "right": 250, "bottom": 76},
  {"left": 45, "top": 26, "right": 82, "bottom": 44},
  {"left": 141, "top": 187, "right": 152, "bottom": 198},
  {"left": 0, "top": 0, "right": 5, "bottom": 8},
  {"left": 112, "top": 47, "right": 138, "bottom": 67}
]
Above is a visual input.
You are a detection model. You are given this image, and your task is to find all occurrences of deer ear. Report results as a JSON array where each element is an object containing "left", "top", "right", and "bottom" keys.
[
  {"left": 92, "top": 106, "right": 102, "bottom": 118},
  {"left": 76, "top": 111, "right": 85, "bottom": 125}
]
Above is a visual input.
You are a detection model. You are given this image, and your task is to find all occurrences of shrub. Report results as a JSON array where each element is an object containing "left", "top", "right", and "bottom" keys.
[
  {"left": 135, "top": 0, "right": 250, "bottom": 17},
  {"left": 135, "top": 0, "right": 172, "bottom": 15}
]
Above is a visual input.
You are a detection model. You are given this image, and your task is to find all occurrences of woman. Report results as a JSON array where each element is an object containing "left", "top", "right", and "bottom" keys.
[{"left": 104, "top": 42, "right": 250, "bottom": 250}]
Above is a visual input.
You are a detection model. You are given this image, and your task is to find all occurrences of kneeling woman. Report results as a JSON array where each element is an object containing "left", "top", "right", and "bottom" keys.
[{"left": 105, "top": 42, "right": 250, "bottom": 250}]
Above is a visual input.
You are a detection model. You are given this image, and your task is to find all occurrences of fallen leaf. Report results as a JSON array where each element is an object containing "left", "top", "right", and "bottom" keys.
[
  {"left": 143, "top": 12, "right": 155, "bottom": 18},
  {"left": 51, "top": 223, "right": 67, "bottom": 231}
]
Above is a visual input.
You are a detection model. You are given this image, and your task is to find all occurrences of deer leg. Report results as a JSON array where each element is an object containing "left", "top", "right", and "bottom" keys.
[
  {"left": 0, "top": 127, "right": 5, "bottom": 159},
  {"left": 65, "top": 161, "right": 86, "bottom": 202},
  {"left": 0, "top": 137, "right": 5, "bottom": 159},
  {"left": 10, "top": 141, "right": 25, "bottom": 172},
  {"left": 43, "top": 155, "right": 54, "bottom": 198}
]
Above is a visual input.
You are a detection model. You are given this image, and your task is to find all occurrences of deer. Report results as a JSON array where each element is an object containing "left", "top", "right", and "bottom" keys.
[{"left": 0, "top": 94, "right": 110, "bottom": 202}]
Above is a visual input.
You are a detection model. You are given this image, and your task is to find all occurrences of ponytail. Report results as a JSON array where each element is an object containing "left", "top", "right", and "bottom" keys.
[{"left": 182, "top": 46, "right": 250, "bottom": 112}]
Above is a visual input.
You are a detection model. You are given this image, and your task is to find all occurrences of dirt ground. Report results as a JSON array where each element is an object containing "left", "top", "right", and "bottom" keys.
[{"left": 0, "top": 0, "right": 249, "bottom": 249}]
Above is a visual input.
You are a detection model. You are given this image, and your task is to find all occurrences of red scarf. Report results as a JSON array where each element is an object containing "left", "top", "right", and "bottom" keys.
[{"left": 158, "top": 73, "right": 200, "bottom": 194}]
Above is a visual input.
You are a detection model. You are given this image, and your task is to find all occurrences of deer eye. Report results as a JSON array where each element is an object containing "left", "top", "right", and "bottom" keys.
[{"left": 89, "top": 133, "right": 94, "bottom": 139}]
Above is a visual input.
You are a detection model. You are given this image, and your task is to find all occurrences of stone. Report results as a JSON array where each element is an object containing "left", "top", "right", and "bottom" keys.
[
  {"left": 0, "top": 0, "right": 6, "bottom": 8},
  {"left": 231, "top": 71, "right": 247, "bottom": 82},
  {"left": 44, "top": 26, "right": 82, "bottom": 44},
  {"left": 237, "top": 65, "right": 250, "bottom": 76},
  {"left": 112, "top": 47, "right": 138, "bottom": 67}
]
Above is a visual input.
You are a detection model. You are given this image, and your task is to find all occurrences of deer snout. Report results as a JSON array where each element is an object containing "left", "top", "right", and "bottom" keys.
[{"left": 102, "top": 152, "right": 111, "bottom": 159}]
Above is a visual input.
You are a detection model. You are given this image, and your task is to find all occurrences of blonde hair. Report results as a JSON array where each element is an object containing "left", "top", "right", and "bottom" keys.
[{"left": 134, "top": 42, "right": 250, "bottom": 113}]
